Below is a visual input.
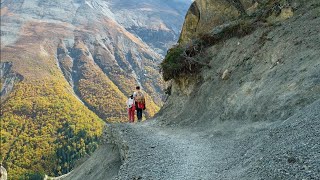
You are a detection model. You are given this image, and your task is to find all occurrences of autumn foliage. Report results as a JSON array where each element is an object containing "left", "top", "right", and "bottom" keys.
[{"left": 0, "top": 80, "right": 104, "bottom": 179}]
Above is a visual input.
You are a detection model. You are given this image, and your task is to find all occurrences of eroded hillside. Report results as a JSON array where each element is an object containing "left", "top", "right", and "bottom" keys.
[{"left": 160, "top": 0, "right": 320, "bottom": 125}]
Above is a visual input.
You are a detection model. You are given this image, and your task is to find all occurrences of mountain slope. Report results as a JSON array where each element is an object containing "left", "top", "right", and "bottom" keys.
[
  {"left": 0, "top": 0, "right": 190, "bottom": 178},
  {"left": 61, "top": 0, "right": 320, "bottom": 179},
  {"left": 1, "top": 0, "right": 191, "bottom": 119},
  {"left": 107, "top": 0, "right": 191, "bottom": 55}
]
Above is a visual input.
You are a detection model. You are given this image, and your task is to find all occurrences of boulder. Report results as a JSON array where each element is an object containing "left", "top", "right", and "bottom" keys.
[
  {"left": 221, "top": 69, "right": 231, "bottom": 80},
  {"left": 0, "top": 166, "right": 7, "bottom": 180},
  {"left": 179, "top": 0, "right": 254, "bottom": 44}
]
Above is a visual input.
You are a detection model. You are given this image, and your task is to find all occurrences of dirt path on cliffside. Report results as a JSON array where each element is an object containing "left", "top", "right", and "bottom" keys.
[
  {"left": 62, "top": 99, "right": 320, "bottom": 180},
  {"left": 111, "top": 99, "right": 320, "bottom": 180},
  {"left": 111, "top": 122, "right": 238, "bottom": 180}
]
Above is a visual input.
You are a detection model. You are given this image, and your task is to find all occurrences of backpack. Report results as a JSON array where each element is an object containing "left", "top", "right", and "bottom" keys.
[
  {"left": 135, "top": 91, "right": 145, "bottom": 103},
  {"left": 137, "top": 102, "right": 145, "bottom": 109}
]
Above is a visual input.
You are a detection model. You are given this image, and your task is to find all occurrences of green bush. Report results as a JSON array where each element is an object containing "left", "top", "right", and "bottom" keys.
[
  {"left": 160, "top": 43, "right": 210, "bottom": 81},
  {"left": 160, "top": 47, "right": 185, "bottom": 81}
]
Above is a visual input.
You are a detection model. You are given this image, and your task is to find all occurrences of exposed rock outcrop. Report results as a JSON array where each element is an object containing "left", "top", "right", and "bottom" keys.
[
  {"left": 179, "top": 0, "right": 255, "bottom": 44},
  {"left": 179, "top": 0, "right": 317, "bottom": 44},
  {"left": 163, "top": 0, "right": 320, "bottom": 124},
  {"left": 0, "top": 62, "right": 23, "bottom": 102},
  {"left": 0, "top": 166, "right": 7, "bottom": 180},
  {"left": 109, "top": 0, "right": 191, "bottom": 55}
]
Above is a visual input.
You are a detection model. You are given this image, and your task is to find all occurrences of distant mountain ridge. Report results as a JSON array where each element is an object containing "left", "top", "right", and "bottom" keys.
[
  {"left": 106, "top": 0, "right": 191, "bottom": 55},
  {"left": 0, "top": 0, "right": 191, "bottom": 178}
]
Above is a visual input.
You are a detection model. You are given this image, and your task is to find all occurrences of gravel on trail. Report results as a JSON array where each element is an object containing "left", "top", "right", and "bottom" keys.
[
  {"left": 110, "top": 99, "right": 320, "bottom": 180},
  {"left": 62, "top": 99, "right": 319, "bottom": 180}
]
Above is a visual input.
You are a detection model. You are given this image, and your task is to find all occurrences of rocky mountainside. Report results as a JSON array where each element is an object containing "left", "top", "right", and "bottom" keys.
[
  {"left": 1, "top": 0, "right": 191, "bottom": 119},
  {"left": 0, "top": 0, "right": 191, "bottom": 178},
  {"left": 107, "top": 0, "right": 192, "bottom": 55},
  {"left": 60, "top": 0, "right": 320, "bottom": 179}
]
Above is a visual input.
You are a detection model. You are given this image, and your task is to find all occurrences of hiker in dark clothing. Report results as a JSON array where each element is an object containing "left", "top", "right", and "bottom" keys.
[{"left": 133, "top": 86, "right": 146, "bottom": 122}]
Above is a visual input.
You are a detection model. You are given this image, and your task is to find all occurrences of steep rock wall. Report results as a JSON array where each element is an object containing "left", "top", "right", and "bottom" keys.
[
  {"left": 178, "top": 0, "right": 318, "bottom": 44},
  {"left": 0, "top": 62, "right": 23, "bottom": 102},
  {"left": 159, "top": 0, "right": 320, "bottom": 126}
]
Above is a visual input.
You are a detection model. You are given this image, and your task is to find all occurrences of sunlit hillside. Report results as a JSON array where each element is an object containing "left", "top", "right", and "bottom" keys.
[{"left": 0, "top": 0, "right": 191, "bottom": 178}]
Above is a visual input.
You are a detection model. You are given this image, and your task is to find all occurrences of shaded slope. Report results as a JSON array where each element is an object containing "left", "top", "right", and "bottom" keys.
[
  {"left": 60, "top": 143, "right": 121, "bottom": 180},
  {"left": 0, "top": 62, "right": 23, "bottom": 102}
]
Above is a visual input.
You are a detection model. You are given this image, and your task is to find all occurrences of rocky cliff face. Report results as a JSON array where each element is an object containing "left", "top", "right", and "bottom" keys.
[
  {"left": 107, "top": 0, "right": 191, "bottom": 55},
  {"left": 163, "top": 0, "right": 320, "bottom": 123},
  {"left": 179, "top": 0, "right": 254, "bottom": 44},
  {"left": 178, "top": 0, "right": 311, "bottom": 44},
  {"left": 0, "top": 62, "right": 23, "bottom": 101}
]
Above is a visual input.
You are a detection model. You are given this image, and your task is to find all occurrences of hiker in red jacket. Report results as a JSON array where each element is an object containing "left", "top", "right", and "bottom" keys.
[{"left": 133, "top": 86, "right": 146, "bottom": 122}]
